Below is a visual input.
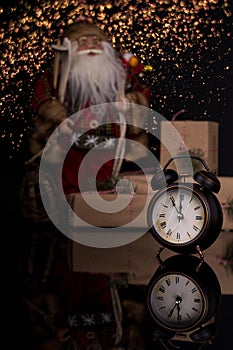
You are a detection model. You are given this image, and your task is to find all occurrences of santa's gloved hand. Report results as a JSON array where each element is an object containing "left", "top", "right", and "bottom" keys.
[
  {"left": 115, "top": 96, "right": 131, "bottom": 111},
  {"left": 58, "top": 118, "right": 74, "bottom": 135},
  {"left": 126, "top": 91, "right": 148, "bottom": 107},
  {"left": 38, "top": 98, "right": 67, "bottom": 124}
]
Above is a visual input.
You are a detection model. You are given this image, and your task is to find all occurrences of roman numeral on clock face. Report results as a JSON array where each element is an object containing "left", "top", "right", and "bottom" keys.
[
  {"left": 149, "top": 185, "right": 207, "bottom": 246},
  {"left": 160, "top": 221, "right": 167, "bottom": 229},
  {"left": 166, "top": 229, "right": 172, "bottom": 236},
  {"left": 148, "top": 271, "right": 207, "bottom": 331},
  {"left": 194, "top": 298, "right": 201, "bottom": 303},
  {"left": 194, "top": 205, "right": 201, "bottom": 210},
  {"left": 159, "top": 285, "right": 165, "bottom": 293}
]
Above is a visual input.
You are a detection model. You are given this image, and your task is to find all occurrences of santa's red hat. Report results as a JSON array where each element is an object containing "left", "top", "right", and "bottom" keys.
[
  {"left": 52, "top": 17, "right": 110, "bottom": 103},
  {"left": 63, "top": 17, "right": 109, "bottom": 42}
]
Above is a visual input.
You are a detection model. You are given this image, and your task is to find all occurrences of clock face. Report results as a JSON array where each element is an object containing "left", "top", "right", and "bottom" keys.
[
  {"left": 148, "top": 272, "right": 206, "bottom": 331},
  {"left": 148, "top": 185, "right": 207, "bottom": 246}
]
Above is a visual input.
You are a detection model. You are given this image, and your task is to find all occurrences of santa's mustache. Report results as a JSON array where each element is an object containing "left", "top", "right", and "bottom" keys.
[{"left": 77, "top": 48, "right": 103, "bottom": 55}]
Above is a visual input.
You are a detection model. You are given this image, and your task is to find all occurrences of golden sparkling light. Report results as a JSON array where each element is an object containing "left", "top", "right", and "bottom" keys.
[{"left": 0, "top": 0, "right": 232, "bottom": 158}]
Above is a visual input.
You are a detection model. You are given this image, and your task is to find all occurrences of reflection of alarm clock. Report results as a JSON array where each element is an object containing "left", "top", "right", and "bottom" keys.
[
  {"left": 147, "top": 156, "right": 223, "bottom": 254},
  {"left": 146, "top": 255, "right": 221, "bottom": 337}
]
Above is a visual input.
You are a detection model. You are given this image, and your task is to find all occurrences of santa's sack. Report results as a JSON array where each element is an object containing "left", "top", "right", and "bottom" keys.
[{"left": 19, "top": 159, "right": 55, "bottom": 224}]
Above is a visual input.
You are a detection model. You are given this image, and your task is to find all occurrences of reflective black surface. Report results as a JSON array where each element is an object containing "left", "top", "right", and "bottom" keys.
[{"left": 2, "top": 160, "right": 233, "bottom": 350}]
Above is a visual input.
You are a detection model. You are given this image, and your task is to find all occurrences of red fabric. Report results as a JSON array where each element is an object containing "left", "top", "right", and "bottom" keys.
[
  {"left": 62, "top": 148, "right": 116, "bottom": 194},
  {"left": 31, "top": 55, "right": 151, "bottom": 349},
  {"left": 62, "top": 104, "right": 120, "bottom": 194},
  {"left": 32, "top": 69, "right": 56, "bottom": 112},
  {"left": 32, "top": 57, "right": 151, "bottom": 195},
  {"left": 52, "top": 261, "right": 117, "bottom": 349},
  {"left": 56, "top": 269, "right": 113, "bottom": 313}
]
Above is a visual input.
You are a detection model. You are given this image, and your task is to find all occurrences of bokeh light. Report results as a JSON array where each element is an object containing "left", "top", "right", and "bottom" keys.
[{"left": 0, "top": 0, "right": 232, "bottom": 161}]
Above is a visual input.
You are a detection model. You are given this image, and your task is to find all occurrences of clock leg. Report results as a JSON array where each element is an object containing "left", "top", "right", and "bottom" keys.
[
  {"left": 196, "top": 245, "right": 204, "bottom": 260},
  {"left": 155, "top": 247, "right": 166, "bottom": 268},
  {"left": 190, "top": 323, "right": 217, "bottom": 343}
]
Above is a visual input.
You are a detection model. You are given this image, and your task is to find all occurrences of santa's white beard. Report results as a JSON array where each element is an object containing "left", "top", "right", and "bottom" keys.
[{"left": 66, "top": 42, "right": 126, "bottom": 113}]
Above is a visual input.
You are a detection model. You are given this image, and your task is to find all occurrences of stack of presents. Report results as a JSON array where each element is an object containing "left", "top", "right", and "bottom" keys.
[
  {"left": 22, "top": 120, "right": 233, "bottom": 349},
  {"left": 71, "top": 120, "right": 233, "bottom": 293}
]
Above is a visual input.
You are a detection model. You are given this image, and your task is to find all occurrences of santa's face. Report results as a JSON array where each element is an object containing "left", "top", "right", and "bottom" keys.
[
  {"left": 76, "top": 35, "right": 103, "bottom": 55},
  {"left": 66, "top": 37, "right": 126, "bottom": 112}
]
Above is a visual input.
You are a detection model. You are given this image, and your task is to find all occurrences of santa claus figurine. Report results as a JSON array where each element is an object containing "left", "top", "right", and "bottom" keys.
[
  {"left": 26, "top": 18, "right": 153, "bottom": 349},
  {"left": 29, "top": 17, "right": 151, "bottom": 194}
]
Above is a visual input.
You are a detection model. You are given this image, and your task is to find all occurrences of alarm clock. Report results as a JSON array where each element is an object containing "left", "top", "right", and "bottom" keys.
[
  {"left": 147, "top": 156, "right": 223, "bottom": 254},
  {"left": 146, "top": 254, "right": 221, "bottom": 339}
]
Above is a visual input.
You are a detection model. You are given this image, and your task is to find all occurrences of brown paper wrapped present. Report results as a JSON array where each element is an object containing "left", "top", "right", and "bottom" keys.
[
  {"left": 217, "top": 176, "right": 233, "bottom": 231},
  {"left": 160, "top": 121, "right": 219, "bottom": 173},
  {"left": 70, "top": 174, "right": 233, "bottom": 295}
]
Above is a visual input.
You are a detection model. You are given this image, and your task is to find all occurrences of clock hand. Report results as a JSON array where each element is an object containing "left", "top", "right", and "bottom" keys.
[
  {"left": 170, "top": 195, "right": 183, "bottom": 222},
  {"left": 176, "top": 296, "right": 182, "bottom": 321},
  {"left": 178, "top": 194, "right": 184, "bottom": 222},
  {"left": 177, "top": 304, "right": 181, "bottom": 321},
  {"left": 179, "top": 194, "right": 184, "bottom": 214},
  {"left": 167, "top": 303, "right": 177, "bottom": 318},
  {"left": 170, "top": 195, "right": 179, "bottom": 214},
  {"left": 167, "top": 295, "right": 181, "bottom": 318}
]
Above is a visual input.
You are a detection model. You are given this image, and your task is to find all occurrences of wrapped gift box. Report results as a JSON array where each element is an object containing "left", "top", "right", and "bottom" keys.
[
  {"left": 217, "top": 176, "right": 233, "bottom": 231},
  {"left": 70, "top": 174, "right": 233, "bottom": 294},
  {"left": 70, "top": 172, "right": 155, "bottom": 273},
  {"left": 68, "top": 172, "right": 154, "bottom": 229},
  {"left": 72, "top": 230, "right": 233, "bottom": 295},
  {"left": 159, "top": 121, "right": 219, "bottom": 173}
]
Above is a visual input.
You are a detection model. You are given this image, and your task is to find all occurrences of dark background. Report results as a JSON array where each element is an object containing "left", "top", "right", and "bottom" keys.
[
  {"left": 0, "top": 0, "right": 233, "bottom": 175},
  {"left": 1, "top": 1, "right": 232, "bottom": 349}
]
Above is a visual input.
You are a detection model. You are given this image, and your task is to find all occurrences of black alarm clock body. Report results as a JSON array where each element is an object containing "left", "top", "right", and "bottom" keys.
[
  {"left": 147, "top": 182, "right": 223, "bottom": 254},
  {"left": 146, "top": 255, "right": 221, "bottom": 332}
]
